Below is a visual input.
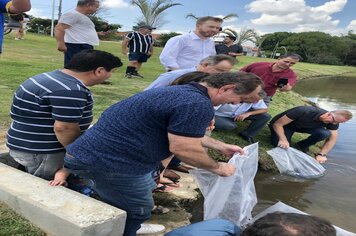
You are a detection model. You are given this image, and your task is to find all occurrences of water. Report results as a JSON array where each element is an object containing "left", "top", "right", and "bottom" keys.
[{"left": 254, "top": 76, "right": 356, "bottom": 232}]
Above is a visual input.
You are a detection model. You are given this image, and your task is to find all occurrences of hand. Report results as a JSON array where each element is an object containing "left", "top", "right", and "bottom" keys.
[
  {"left": 49, "top": 179, "right": 68, "bottom": 187},
  {"left": 206, "top": 119, "right": 215, "bottom": 132},
  {"left": 315, "top": 155, "right": 327, "bottom": 163},
  {"left": 279, "top": 83, "right": 292, "bottom": 91},
  {"left": 219, "top": 143, "right": 245, "bottom": 157},
  {"left": 122, "top": 51, "right": 128, "bottom": 55},
  {"left": 234, "top": 113, "right": 250, "bottom": 121},
  {"left": 277, "top": 139, "right": 290, "bottom": 149},
  {"left": 57, "top": 42, "right": 67, "bottom": 52},
  {"left": 211, "top": 162, "right": 236, "bottom": 177}
]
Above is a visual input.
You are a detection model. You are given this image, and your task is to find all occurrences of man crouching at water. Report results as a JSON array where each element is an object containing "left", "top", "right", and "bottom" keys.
[
  {"left": 63, "top": 72, "right": 263, "bottom": 236},
  {"left": 269, "top": 106, "right": 352, "bottom": 163}
]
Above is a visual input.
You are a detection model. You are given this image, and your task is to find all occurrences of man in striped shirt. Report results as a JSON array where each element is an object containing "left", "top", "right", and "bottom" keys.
[
  {"left": 122, "top": 23, "right": 155, "bottom": 78},
  {"left": 6, "top": 49, "right": 122, "bottom": 180}
]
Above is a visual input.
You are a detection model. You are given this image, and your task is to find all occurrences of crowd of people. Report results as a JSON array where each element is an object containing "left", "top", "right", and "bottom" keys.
[{"left": 1, "top": 0, "right": 353, "bottom": 235}]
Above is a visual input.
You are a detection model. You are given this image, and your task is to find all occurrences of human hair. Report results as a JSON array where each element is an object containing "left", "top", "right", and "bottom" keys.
[
  {"left": 196, "top": 16, "right": 223, "bottom": 25},
  {"left": 332, "top": 110, "right": 353, "bottom": 120},
  {"left": 65, "top": 49, "right": 123, "bottom": 72},
  {"left": 170, "top": 71, "right": 210, "bottom": 85},
  {"left": 279, "top": 53, "right": 302, "bottom": 61},
  {"left": 200, "top": 54, "right": 237, "bottom": 67},
  {"left": 241, "top": 212, "right": 336, "bottom": 236},
  {"left": 77, "top": 0, "right": 98, "bottom": 6},
  {"left": 200, "top": 72, "right": 263, "bottom": 95}
]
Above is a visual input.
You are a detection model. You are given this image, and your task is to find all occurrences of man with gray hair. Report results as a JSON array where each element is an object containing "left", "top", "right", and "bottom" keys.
[
  {"left": 160, "top": 16, "right": 223, "bottom": 71},
  {"left": 55, "top": 0, "right": 100, "bottom": 66},
  {"left": 145, "top": 54, "right": 236, "bottom": 90}
]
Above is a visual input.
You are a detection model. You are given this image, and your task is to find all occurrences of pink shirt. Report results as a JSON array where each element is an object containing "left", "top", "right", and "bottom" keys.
[{"left": 240, "top": 62, "right": 297, "bottom": 96}]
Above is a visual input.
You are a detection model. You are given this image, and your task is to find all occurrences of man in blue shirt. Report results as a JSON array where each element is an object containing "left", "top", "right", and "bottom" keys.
[
  {"left": 64, "top": 72, "right": 263, "bottom": 236},
  {"left": 0, "top": 0, "right": 31, "bottom": 54}
]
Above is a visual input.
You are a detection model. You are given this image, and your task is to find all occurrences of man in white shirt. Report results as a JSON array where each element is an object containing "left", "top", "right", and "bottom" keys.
[
  {"left": 159, "top": 16, "right": 222, "bottom": 71},
  {"left": 214, "top": 95, "right": 271, "bottom": 143},
  {"left": 55, "top": 0, "right": 100, "bottom": 66}
]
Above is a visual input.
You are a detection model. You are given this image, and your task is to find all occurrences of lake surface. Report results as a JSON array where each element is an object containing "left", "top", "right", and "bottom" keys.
[{"left": 254, "top": 76, "right": 356, "bottom": 232}]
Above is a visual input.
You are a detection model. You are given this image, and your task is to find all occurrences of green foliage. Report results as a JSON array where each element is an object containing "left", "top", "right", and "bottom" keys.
[
  {"left": 89, "top": 16, "right": 122, "bottom": 32},
  {"left": 261, "top": 32, "right": 295, "bottom": 51},
  {"left": 27, "top": 16, "right": 55, "bottom": 34},
  {"left": 156, "top": 32, "right": 181, "bottom": 47}
]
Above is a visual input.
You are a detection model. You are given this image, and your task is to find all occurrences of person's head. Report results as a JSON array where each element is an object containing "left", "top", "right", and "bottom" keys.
[
  {"left": 241, "top": 212, "right": 336, "bottom": 236},
  {"left": 223, "top": 35, "right": 236, "bottom": 44},
  {"left": 77, "top": 0, "right": 100, "bottom": 14},
  {"left": 170, "top": 71, "right": 210, "bottom": 86},
  {"left": 64, "top": 49, "right": 123, "bottom": 85},
  {"left": 200, "top": 72, "right": 263, "bottom": 105},
  {"left": 197, "top": 54, "right": 237, "bottom": 73},
  {"left": 195, "top": 16, "right": 223, "bottom": 38},
  {"left": 138, "top": 24, "right": 156, "bottom": 34},
  {"left": 321, "top": 110, "right": 353, "bottom": 124},
  {"left": 274, "top": 53, "right": 301, "bottom": 71}
]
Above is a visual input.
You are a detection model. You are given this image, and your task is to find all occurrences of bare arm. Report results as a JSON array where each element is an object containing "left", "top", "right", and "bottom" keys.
[
  {"left": 121, "top": 38, "right": 129, "bottom": 55},
  {"left": 54, "top": 23, "right": 70, "bottom": 52},
  {"left": 201, "top": 135, "right": 244, "bottom": 157},
  {"left": 316, "top": 130, "right": 338, "bottom": 163},
  {"left": 272, "top": 115, "right": 294, "bottom": 149},
  {"left": 168, "top": 133, "right": 235, "bottom": 176},
  {"left": 53, "top": 120, "right": 81, "bottom": 148},
  {"left": 234, "top": 108, "right": 268, "bottom": 121},
  {"left": 9, "top": 0, "right": 31, "bottom": 13},
  {"left": 49, "top": 168, "right": 70, "bottom": 186}
]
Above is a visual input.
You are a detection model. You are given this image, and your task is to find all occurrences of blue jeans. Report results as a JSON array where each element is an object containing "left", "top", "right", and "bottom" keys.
[
  {"left": 64, "top": 154, "right": 157, "bottom": 236},
  {"left": 269, "top": 125, "right": 331, "bottom": 149}
]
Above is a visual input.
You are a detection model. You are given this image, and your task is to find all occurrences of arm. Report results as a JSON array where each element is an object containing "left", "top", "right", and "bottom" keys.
[
  {"left": 234, "top": 108, "right": 268, "bottom": 121},
  {"left": 278, "top": 83, "right": 293, "bottom": 92},
  {"left": 168, "top": 133, "right": 236, "bottom": 176},
  {"left": 159, "top": 37, "right": 181, "bottom": 70},
  {"left": 9, "top": 0, "right": 31, "bottom": 13},
  {"left": 316, "top": 130, "right": 338, "bottom": 163},
  {"left": 53, "top": 120, "right": 81, "bottom": 148},
  {"left": 54, "top": 23, "right": 71, "bottom": 52},
  {"left": 121, "top": 38, "right": 129, "bottom": 55},
  {"left": 201, "top": 135, "right": 244, "bottom": 157},
  {"left": 49, "top": 168, "right": 70, "bottom": 186},
  {"left": 272, "top": 115, "right": 294, "bottom": 149}
]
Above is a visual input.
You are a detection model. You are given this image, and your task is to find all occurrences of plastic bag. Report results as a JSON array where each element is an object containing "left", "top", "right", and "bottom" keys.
[
  {"left": 267, "top": 147, "right": 326, "bottom": 179},
  {"left": 190, "top": 143, "right": 259, "bottom": 227}
]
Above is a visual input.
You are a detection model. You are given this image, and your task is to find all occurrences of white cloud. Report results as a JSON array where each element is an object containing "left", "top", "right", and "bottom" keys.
[
  {"left": 28, "top": 8, "right": 50, "bottom": 19},
  {"left": 102, "top": 0, "right": 129, "bottom": 9},
  {"left": 245, "top": 0, "right": 347, "bottom": 34},
  {"left": 347, "top": 20, "right": 356, "bottom": 31},
  {"left": 214, "top": 14, "right": 237, "bottom": 23}
]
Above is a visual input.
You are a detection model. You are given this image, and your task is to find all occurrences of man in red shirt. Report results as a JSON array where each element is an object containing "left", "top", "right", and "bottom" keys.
[{"left": 240, "top": 53, "right": 301, "bottom": 105}]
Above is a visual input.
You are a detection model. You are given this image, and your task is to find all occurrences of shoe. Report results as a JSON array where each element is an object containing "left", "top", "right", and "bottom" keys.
[
  {"left": 14, "top": 38, "right": 20, "bottom": 40},
  {"left": 131, "top": 72, "right": 144, "bottom": 78},
  {"left": 239, "top": 134, "right": 255, "bottom": 144},
  {"left": 295, "top": 142, "right": 309, "bottom": 153},
  {"left": 137, "top": 223, "right": 165, "bottom": 235},
  {"left": 125, "top": 73, "right": 132, "bottom": 79},
  {"left": 169, "top": 164, "right": 193, "bottom": 173}
]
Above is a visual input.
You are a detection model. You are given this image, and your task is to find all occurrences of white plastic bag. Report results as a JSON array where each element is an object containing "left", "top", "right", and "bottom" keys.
[
  {"left": 267, "top": 147, "right": 326, "bottom": 179},
  {"left": 189, "top": 143, "right": 259, "bottom": 227}
]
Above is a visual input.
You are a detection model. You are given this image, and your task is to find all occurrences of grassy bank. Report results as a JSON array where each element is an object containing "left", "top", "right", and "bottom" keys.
[{"left": 1, "top": 33, "right": 356, "bottom": 234}]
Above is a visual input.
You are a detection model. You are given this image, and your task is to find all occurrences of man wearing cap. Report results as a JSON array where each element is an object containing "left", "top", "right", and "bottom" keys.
[
  {"left": 0, "top": 0, "right": 31, "bottom": 54},
  {"left": 122, "top": 23, "right": 155, "bottom": 78},
  {"left": 215, "top": 35, "right": 243, "bottom": 58},
  {"left": 55, "top": 0, "right": 100, "bottom": 66}
]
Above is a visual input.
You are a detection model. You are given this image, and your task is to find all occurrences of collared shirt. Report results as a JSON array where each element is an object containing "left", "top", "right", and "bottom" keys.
[
  {"left": 214, "top": 100, "right": 267, "bottom": 118},
  {"left": 126, "top": 31, "right": 153, "bottom": 54},
  {"left": 159, "top": 31, "right": 216, "bottom": 70},
  {"left": 240, "top": 62, "right": 297, "bottom": 96},
  {"left": 144, "top": 67, "right": 196, "bottom": 90},
  {"left": 0, "top": 0, "right": 11, "bottom": 53}
]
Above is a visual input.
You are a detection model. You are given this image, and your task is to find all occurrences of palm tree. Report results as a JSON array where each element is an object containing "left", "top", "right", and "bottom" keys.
[
  {"left": 131, "top": 0, "right": 182, "bottom": 28},
  {"left": 185, "top": 13, "right": 238, "bottom": 21},
  {"left": 223, "top": 27, "right": 258, "bottom": 45}
]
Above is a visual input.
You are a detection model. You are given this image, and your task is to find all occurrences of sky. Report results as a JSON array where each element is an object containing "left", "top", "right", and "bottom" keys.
[{"left": 29, "top": 0, "right": 356, "bottom": 36}]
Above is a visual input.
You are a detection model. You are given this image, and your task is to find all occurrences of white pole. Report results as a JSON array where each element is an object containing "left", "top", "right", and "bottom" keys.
[{"left": 50, "top": 0, "right": 55, "bottom": 37}]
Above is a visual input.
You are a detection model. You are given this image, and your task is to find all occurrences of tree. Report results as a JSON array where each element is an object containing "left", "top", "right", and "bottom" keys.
[
  {"left": 223, "top": 27, "right": 257, "bottom": 45},
  {"left": 185, "top": 13, "right": 238, "bottom": 21},
  {"left": 131, "top": 0, "right": 182, "bottom": 28},
  {"left": 261, "top": 32, "right": 295, "bottom": 52},
  {"left": 156, "top": 32, "right": 181, "bottom": 47}
]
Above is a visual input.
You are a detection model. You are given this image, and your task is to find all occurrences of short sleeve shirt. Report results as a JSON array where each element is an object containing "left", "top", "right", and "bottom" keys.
[{"left": 0, "top": 0, "right": 11, "bottom": 53}]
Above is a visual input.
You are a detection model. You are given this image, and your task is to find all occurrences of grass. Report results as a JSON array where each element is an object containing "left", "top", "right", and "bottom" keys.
[{"left": 1, "top": 33, "right": 356, "bottom": 234}]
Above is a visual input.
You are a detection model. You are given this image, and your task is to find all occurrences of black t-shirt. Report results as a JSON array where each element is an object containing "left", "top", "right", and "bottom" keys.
[
  {"left": 270, "top": 106, "right": 339, "bottom": 130},
  {"left": 215, "top": 44, "right": 243, "bottom": 57}
]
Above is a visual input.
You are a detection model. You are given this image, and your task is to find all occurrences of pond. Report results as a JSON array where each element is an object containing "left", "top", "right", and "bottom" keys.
[{"left": 254, "top": 76, "right": 356, "bottom": 232}]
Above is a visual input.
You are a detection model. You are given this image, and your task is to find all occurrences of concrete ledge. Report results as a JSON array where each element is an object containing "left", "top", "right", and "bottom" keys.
[{"left": 0, "top": 163, "right": 126, "bottom": 236}]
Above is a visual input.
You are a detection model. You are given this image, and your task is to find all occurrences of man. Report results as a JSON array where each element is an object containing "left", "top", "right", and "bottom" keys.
[
  {"left": 64, "top": 72, "right": 263, "bottom": 236},
  {"left": 215, "top": 35, "right": 243, "bottom": 58},
  {"left": 7, "top": 49, "right": 122, "bottom": 180},
  {"left": 159, "top": 16, "right": 222, "bottom": 71},
  {"left": 0, "top": 0, "right": 31, "bottom": 54},
  {"left": 122, "top": 23, "right": 155, "bottom": 78},
  {"left": 240, "top": 53, "right": 301, "bottom": 105},
  {"left": 55, "top": 0, "right": 100, "bottom": 66},
  {"left": 146, "top": 54, "right": 236, "bottom": 90},
  {"left": 269, "top": 106, "right": 352, "bottom": 163},
  {"left": 214, "top": 94, "right": 271, "bottom": 143}
]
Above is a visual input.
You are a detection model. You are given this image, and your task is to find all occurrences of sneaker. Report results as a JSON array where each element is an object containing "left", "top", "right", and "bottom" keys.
[
  {"left": 131, "top": 72, "right": 144, "bottom": 78},
  {"left": 137, "top": 223, "right": 165, "bottom": 235},
  {"left": 125, "top": 73, "right": 132, "bottom": 79}
]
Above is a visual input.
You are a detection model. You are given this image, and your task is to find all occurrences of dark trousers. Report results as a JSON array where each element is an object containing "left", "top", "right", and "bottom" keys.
[
  {"left": 269, "top": 125, "right": 331, "bottom": 149},
  {"left": 64, "top": 43, "right": 93, "bottom": 66}
]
